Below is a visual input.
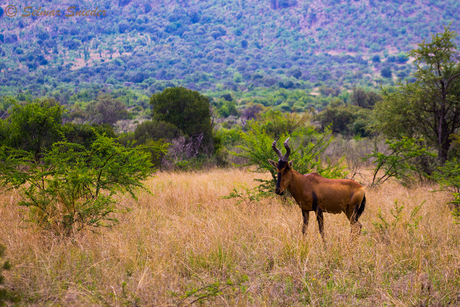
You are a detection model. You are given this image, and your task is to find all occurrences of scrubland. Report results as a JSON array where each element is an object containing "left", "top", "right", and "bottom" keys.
[{"left": 1, "top": 168, "right": 459, "bottom": 306}]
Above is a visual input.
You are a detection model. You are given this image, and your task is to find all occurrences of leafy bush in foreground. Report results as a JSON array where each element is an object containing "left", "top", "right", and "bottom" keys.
[{"left": 0, "top": 133, "right": 165, "bottom": 236}]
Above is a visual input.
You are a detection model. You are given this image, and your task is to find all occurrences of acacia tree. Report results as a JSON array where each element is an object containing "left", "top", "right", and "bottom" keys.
[
  {"left": 0, "top": 134, "right": 161, "bottom": 236},
  {"left": 374, "top": 27, "right": 460, "bottom": 164}
]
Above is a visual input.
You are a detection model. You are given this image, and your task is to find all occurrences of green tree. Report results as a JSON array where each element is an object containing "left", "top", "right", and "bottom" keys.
[
  {"left": 217, "top": 100, "right": 238, "bottom": 117},
  {"left": 432, "top": 134, "right": 460, "bottom": 221},
  {"left": 381, "top": 66, "right": 392, "bottom": 78},
  {"left": 86, "top": 94, "right": 131, "bottom": 125},
  {"left": 366, "top": 91, "right": 383, "bottom": 108},
  {"left": 133, "top": 120, "right": 179, "bottom": 167},
  {"left": 256, "top": 110, "right": 310, "bottom": 139},
  {"left": 0, "top": 99, "right": 64, "bottom": 161},
  {"left": 350, "top": 87, "right": 368, "bottom": 108},
  {"left": 0, "top": 134, "right": 164, "bottom": 236},
  {"left": 350, "top": 87, "right": 382, "bottom": 109},
  {"left": 433, "top": 159, "right": 460, "bottom": 205},
  {"left": 118, "top": 45, "right": 124, "bottom": 56},
  {"left": 0, "top": 96, "right": 15, "bottom": 117},
  {"left": 134, "top": 120, "right": 181, "bottom": 145},
  {"left": 63, "top": 123, "right": 117, "bottom": 148},
  {"left": 150, "top": 87, "right": 214, "bottom": 151},
  {"left": 316, "top": 103, "right": 372, "bottom": 136},
  {"left": 374, "top": 27, "right": 460, "bottom": 164},
  {"left": 432, "top": 158, "right": 460, "bottom": 224}
]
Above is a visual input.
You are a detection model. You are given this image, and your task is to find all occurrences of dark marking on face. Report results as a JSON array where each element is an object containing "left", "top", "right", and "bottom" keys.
[
  {"left": 275, "top": 160, "right": 288, "bottom": 195},
  {"left": 276, "top": 172, "right": 282, "bottom": 191},
  {"left": 277, "top": 160, "right": 287, "bottom": 169},
  {"left": 312, "top": 191, "right": 318, "bottom": 212},
  {"left": 276, "top": 161, "right": 287, "bottom": 188}
]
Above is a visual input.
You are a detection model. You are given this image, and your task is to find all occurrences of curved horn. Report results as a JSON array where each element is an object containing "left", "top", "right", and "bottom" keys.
[
  {"left": 282, "top": 137, "right": 291, "bottom": 161},
  {"left": 272, "top": 140, "right": 283, "bottom": 160}
]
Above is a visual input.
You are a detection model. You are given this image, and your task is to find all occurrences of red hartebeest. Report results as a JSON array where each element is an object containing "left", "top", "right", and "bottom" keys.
[{"left": 268, "top": 138, "right": 366, "bottom": 239}]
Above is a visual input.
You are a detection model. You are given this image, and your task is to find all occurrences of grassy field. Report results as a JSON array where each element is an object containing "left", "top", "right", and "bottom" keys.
[{"left": 1, "top": 168, "right": 459, "bottom": 306}]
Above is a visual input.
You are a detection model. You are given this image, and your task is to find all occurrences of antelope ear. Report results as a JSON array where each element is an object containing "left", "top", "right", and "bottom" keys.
[
  {"left": 288, "top": 160, "right": 294, "bottom": 169},
  {"left": 268, "top": 159, "right": 278, "bottom": 168}
]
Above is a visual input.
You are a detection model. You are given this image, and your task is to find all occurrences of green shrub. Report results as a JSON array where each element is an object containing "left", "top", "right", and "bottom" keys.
[
  {"left": 217, "top": 100, "right": 239, "bottom": 117},
  {"left": 316, "top": 104, "right": 372, "bottom": 137},
  {"left": 86, "top": 94, "right": 131, "bottom": 125},
  {"left": 215, "top": 126, "right": 243, "bottom": 147},
  {"left": 0, "top": 133, "right": 165, "bottom": 236},
  {"left": 432, "top": 159, "right": 460, "bottom": 222},
  {"left": 232, "top": 119, "right": 347, "bottom": 193},
  {"left": 256, "top": 110, "right": 310, "bottom": 139},
  {"left": 364, "top": 137, "right": 436, "bottom": 186}
]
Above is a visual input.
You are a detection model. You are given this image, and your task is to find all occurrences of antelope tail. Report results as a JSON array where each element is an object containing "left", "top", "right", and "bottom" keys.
[{"left": 354, "top": 195, "right": 366, "bottom": 219}]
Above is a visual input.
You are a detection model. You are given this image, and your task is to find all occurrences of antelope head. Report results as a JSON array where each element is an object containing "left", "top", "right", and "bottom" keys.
[{"left": 268, "top": 138, "right": 293, "bottom": 195}]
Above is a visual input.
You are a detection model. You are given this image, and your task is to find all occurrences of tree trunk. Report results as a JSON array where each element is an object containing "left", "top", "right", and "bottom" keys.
[
  {"left": 439, "top": 124, "right": 451, "bottom": 165},
  {"left": 438, "top": 80, "right": 449, "bottom": 164}
]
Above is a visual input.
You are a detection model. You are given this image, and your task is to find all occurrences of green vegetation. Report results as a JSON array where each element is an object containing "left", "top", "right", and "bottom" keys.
[
  {"left": 316, "top": 103, "right": 372, "bottom": 137},
  {"left": 0, "top": 99, "right": 164, "bottom": 236},
  {"left": 0, "top": 99, "right": 64, "bottom": 160},
  {"left": 0, "top": 133, "right": 159, "bottom": 236},
  {"left": 134, "top": 120, "right": 181, "bottom": 144},
  {"left": 171, "top": 275, "right": 249, "bottom": 306},
  {"left": 85, "top": 93, "right": 131, "bottom": 125},
  {"left": 0, "top": 27, "right": 458, "bottom": 191},
  {"left": 433, "top": 159, "right": 460, "bottom": 206},
  {"left": 374, "top": 26, "right": 460, "bottom": 164},
  {"left": 233, "top": 111, "right": 347, "bottom": 193},
  {"left": 150, "top": 87, "right": 214, "bottom": 152},
  {"left": 364, "top": 137, "right": 436, "bottom": 186}
]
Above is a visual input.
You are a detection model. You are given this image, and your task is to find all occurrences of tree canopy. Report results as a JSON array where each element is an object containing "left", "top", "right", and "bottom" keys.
[
  {"left": 374, "top": 26, "right": 460, "bottom": 164},
  {"left": 0, "top": 99, "right": 64, "bottom": 160},
  {"left": 150, "top": 87, "right": 214, "bottom": 151}
]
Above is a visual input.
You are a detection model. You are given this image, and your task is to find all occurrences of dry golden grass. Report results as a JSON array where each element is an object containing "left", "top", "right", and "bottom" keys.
[{"left": 1, "top": 168, "right": 460, "bottom": 306}]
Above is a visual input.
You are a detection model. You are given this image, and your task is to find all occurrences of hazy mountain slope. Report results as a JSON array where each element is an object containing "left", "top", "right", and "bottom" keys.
[{"left": 0, "top": 0, "right": 458, "bottom": 98}]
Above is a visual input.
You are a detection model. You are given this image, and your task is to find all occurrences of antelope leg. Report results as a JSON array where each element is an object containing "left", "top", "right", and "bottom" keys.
[
  {"left": 316, "top": 207, "right": 325, "bottom": 241},
  {"left": 301, "top": 210, "right": 310, "bottom": 235},
  {"left": 345, "top": 205, "right": 363, "bottom": 239}
]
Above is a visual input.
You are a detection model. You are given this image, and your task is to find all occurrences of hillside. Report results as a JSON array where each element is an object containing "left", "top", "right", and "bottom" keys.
[{"left": 0, "top": 0, "right": 459, "bottom": 100}]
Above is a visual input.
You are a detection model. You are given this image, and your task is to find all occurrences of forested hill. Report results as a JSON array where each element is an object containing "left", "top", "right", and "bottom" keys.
[{"left": 0, "top": 0, "right": 459, "bottom": 98}]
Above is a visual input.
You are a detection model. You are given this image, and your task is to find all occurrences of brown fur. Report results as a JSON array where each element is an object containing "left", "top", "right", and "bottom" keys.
[{"left": 269, "top": 159, "right": 366, "bottom": 239}]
